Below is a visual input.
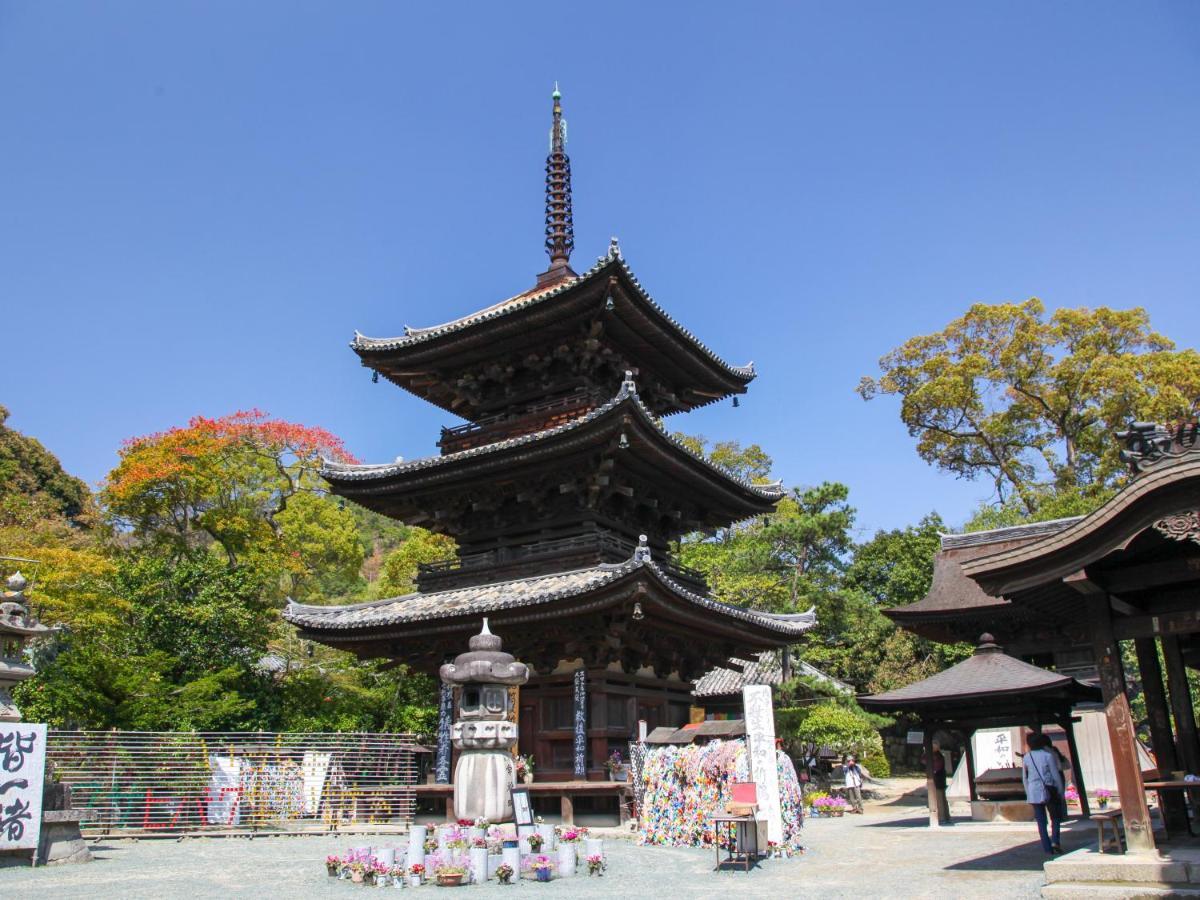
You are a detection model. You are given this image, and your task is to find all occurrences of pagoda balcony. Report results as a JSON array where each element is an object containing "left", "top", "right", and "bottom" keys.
[
  {"left": 437, "top": 390, "right": 602, "bottom": 455},
  {"left": 415, "top": 531, "right": 710, "bottom": 595}
]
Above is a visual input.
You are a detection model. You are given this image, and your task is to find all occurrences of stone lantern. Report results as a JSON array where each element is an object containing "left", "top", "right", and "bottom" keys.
[
  {"left": 0, "top": 571, "right": 50, "bottom": 722},
  {"left": 439, "top": 618, "right": 528, "bottom": 822}
]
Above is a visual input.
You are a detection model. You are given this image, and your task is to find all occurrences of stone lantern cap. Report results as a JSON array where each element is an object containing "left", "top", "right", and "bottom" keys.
[{"left": 439, "top": 618, "right": 529, "bottom": 686}]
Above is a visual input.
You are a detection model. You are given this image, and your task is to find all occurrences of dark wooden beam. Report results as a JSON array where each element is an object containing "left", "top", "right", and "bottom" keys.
[
  {"left": 1088, "top": 594, "right": 1155, "bottom": 852},
  {"left": 1113, "top": 609, "right": 1200, "bottom": 641},
  {"left": 1101, "top": 556, "right": 1200, "bottom": 595},
  {"left": 1162, "top": 634, "right": 1200, "bottom": 776},
  {"left": 1134, "top": 637, "right": 1187, "bottom": 831}
]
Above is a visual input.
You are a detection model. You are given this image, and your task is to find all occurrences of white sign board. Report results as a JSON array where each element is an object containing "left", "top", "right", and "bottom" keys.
[
  {"left": 906, "top": 730, "right": 924, "bottom": 745},
  {"left": 0, "top": 722, "right": 46, "bottom": 851},
  {"left": 742, "top": 685, "right": 783, "bottom": 845},
  {"left": 973, "top": 727, "right": 1017, "bottom": 773}
]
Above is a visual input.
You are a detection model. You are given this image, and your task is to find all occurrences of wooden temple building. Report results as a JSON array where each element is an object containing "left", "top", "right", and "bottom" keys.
[
  {"left": 878, "top": 415, "right": 1200, "bottom": 859},
  {"left": 284, "top": 89, "right": 813, "bottom": 794}
]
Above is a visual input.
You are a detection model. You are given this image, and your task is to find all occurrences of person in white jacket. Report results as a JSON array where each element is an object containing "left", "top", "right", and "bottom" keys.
[{"left": 1022, "top": 732, "right": 1066, "bottom": 855}]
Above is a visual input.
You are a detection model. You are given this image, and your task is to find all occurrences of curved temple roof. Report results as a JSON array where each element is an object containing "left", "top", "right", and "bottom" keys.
[
  {"left": 352, "top": 242, "right": 756, "bottom": 381},
  {"left": 321, "top": 373, "right": 784, "bottom": 507},
  {"left": 283, "top": 539, "right": 815, "bottom": 640}
]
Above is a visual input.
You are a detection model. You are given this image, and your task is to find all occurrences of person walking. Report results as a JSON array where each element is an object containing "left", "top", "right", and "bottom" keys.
[
  {"left": 1023, "top": 733, "right": 1066, "bottom": 855},
  {"left": 843, "top": 754, "right": 865, "bottom": 814}
]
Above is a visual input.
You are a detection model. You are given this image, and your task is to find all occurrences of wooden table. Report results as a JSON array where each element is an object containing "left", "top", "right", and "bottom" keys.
[
  {"left": 1142, "top": 780, "right": 1200, "bottom": 838},
  {"left": 710, "top": 813, "right": 759, "bottom": 873}
]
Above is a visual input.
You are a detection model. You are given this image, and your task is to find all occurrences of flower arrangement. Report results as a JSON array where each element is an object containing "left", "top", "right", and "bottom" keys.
[
  {"left": 368, "top": 861, "right": 391, "bottom": 886},
  {"left": 474, "top": 817, "right": 490, "bottom": 828},
  {"left": 604, "top": 750, "right": 624, "bottom": 773},
  {"left": 444, "top": 825, "right": 468, "bottom": 850},
  {"left": 424, "top": 836, "right": 438, "bottom": 853},
  {"left": 345, "top": 849, "right": 374, "bottom": 882},
  {"left": 557, "top": 826, "right": 586, "bottom": 843},
  {"left": 811, "top": 796, "right": 851, "bottom": 817},
  {"left": 471, "top": 836, "right": 488, "bottom": 849},
  {"left": 527, "top": 832, "right": 545, "bottom": 852},
  {"left": 529, "top": 855, "right": 555, "bottom": 882},
  {"left": 804, "top": 790, "right": 829, "bottom": 807},
  {"left": 1097, "top": 788, "right": 1112, "bottom": 809},
  {"left": 516, "top": 754, "right": 535, "bottom": 781},
  {"left": 389, "top": 865, "right": 407, "bottom": 880},
  {"left": 1064, "top": 786, "right": 1080, "bottom": 805},
  {"left": 325, "top": 854, "right": 342, "bottom": 876},
  {"left": 586, "top": 853, "right": 606, "bottom": 876},
  {"left": 496, "top": 862, "right": 515, "bottom": 884},
  {"left": 409, "top": 862, "right": 426, "bottom": 879},
  {"left": 457, "top": 818, "right": 474, "bottom": 827},
  {"left": 434, "top": 858, "right": 468, "bottom": 886}
]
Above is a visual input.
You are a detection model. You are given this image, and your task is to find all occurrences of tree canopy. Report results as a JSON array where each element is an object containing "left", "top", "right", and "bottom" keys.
[{"left": 858, "top": 300, "right": 1200, "bottom": 515}]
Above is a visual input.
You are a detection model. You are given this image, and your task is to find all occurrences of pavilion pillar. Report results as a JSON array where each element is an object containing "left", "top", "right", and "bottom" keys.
[
  {"left": 962, "top": 730, "right": 978, "bottom": 803},
  {"left": 1161, "top": 634, "right": 1200, "bottom": 776},
  {"left": 1061, "top": 714, "right": 1090, "bottom": 819},
  {"left": 1135, "top": 637, "right": 1188, "bottom": 831},
  {"left": 1089, "top": 595, "right": 1155, "bottom": 853},
  {"left": 922, "top": 725, "right": 940, "bottom": 828}
]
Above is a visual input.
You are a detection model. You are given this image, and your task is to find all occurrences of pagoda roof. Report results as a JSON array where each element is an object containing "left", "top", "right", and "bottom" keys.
[
  {"left": 860, "top": 636, "right": 1101, "bottom": 713},
  {"left": 350, "top": 242, "right": 756, "bottom": 417},
  {"left": 321, "top": 375, "right": 783, "bottom": 525},
  {"left": 283, "top": 542, "right": 815, "bottom": 677},
  {"left": 285, "top": 550, "right": 813, "bottom": 639}
]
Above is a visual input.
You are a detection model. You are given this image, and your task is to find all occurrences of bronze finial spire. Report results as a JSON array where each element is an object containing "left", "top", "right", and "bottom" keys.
[{"left": 537, "top": 83, "right": 576, "bottom": 286}]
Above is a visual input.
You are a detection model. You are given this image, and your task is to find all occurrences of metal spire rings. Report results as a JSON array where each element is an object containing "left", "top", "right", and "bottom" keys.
[{"left": 544, "top": 85, "right": 574, "bottom": 270}]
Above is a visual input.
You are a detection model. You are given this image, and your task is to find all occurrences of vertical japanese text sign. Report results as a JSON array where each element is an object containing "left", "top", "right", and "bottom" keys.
[
  {"left": 573, "top": 668, "right": 587, "bottom": 778},
  {"left": 742, "top": 685, "right": 783, "bottom": 844},
  {"left": 0, "top": 723, "right": 46, "bottom": 852}
]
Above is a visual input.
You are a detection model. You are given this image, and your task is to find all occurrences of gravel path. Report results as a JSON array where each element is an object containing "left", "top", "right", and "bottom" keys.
[{"left": 0, "top": 801, "right": 1081, "bottom": 898}]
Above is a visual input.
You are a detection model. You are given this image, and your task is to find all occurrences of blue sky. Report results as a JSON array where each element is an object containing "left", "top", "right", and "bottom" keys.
[{"left": 2, "top": 2, "right": 1198, "bottom": 538}]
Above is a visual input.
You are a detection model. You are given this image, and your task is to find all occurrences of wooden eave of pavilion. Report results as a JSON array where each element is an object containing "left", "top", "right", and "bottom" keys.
[
  {"left": 284, "top": 548, "right": 815, "bottom": 678},
  {"left": 882, "top": 519, "right": 1082, "bottom": 647},
  {"left": 320, "top": 377, "right": 782, "bottom": 529},
  {"left": 860, "top": 639, "right": 1101, "bottom": 727},
  {"left": 349, "top": 248, "right": 756, "bottom": 420}
]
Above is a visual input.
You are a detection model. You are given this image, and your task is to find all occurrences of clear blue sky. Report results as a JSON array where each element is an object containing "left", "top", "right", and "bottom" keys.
[{"left": 2, "top": 2, "right": 1198, "bottom": 538}]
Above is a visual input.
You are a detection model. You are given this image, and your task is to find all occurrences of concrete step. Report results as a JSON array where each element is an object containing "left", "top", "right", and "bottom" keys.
[
  {"left": 1045, "top": 851, "right": 1192, "bottom": 885},
  {"left": 1043, "top": 883, "right": 1200, "bottom": 899}
]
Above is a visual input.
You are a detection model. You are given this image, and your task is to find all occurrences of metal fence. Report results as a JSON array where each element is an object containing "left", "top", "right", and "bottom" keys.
[{"left": 47, "top": 731, "right": 421, "bottom": 837}]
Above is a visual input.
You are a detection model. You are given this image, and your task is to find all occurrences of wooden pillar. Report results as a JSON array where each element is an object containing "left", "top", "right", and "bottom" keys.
[
  {"left": 1089, "top": 595, "right": 1155, "bottom": 853},
  {"left": 962, "top": 730, "right": 978, "bottom": 803},
  {"left": 1135, "top": 637, "right": 1188, "bottom": 831},
  {"left": 1161, "top": 634, "right": 1200, "bottom": 775},
  {"left": 922, "top": 724, "right": 940, "bottom": 828},
  {"left": 1061, "top": 714, "right": 1091, "bottom": 819}
]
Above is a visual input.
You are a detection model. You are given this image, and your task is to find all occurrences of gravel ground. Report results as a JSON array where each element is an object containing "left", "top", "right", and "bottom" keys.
[{"left": 0, "top": 790, "right": 1085, "bottom": 898}]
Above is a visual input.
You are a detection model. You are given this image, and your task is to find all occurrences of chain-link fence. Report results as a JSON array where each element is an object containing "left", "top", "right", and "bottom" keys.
[{"left": 48, "top": 730, "right": 422, "bottom": 837}]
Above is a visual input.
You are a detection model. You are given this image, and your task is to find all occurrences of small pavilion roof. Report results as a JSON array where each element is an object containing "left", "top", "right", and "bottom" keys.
[
  {"left": 350, "top": 243, "right": 756, "bottom": 417},
  {"left": 860, "top": 635, "right": 1101, "bottom": 715},
  {"left": 692, "top": 652, "right": 849, "bottom": 698}
]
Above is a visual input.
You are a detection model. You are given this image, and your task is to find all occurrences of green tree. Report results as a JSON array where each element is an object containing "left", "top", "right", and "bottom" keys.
[
  {"left": 0, "top": 404, "right": 94, "bottom": 529},
  {"left": 375, "top": 527, "right": 457, "bottom": 598},
  {"left": 858, "top": 301, "right": 1200, "bottom": 514}
]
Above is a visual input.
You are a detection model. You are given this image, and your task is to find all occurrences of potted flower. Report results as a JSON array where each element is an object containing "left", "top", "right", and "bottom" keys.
[
  {"left": 424, "top": 835, "right": 439, "bottom": 854},
  {"left": 389, "top": 864, "right": 406, "bottom": 889},
  {"left": 527, "top": 832, "right": 545, "bottom": 853},
  {"left": 496, "top": 862, "right": 515, "bottom": 884},
  {"left": 1064, "top": 785, "right": 1080, "bottom": 807},
  {"left": 586, "top": 854, "right": 606, "bottom": 876},
  {"left": 469, "top": 836, "right": 489, "bottom": 884},
  {"left": 372, "top": 861, "right": 392, "bottom": 887},
  {"left": 556, "top": 826, "right": 584, "bottom": 877},
  {"left": 529, "top": 855, "right": 555, "bottom": 883},
  {"left": 435, "top": 860, "right": 468, "bottom": 887},
  {"left": 604, "top": 750, "right": 627, "bottom": 782},
  {"left": 349, "top": 857, "right": 370, "bottom": 884},
  {"left": 326, "top": 854, "right": 342, "bottom": 877},
  {"left": 408, "top": 862, "right": 426, "bottom": 887},
  {"left": 1097, "top": 788, "right": 1112, "bottom": 810},
  {"left": 516, "top": 754, "right": 535, "bottom": 784}
]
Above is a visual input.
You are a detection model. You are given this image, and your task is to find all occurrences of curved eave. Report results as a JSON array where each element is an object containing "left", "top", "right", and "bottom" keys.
[
  {"left": 321, "top": 380, "right": 782, "bottom": 515},
  {"left": 349, "top": 250, "right": 755, "bottom": 414},
  {"left": 859, "top": 681, "right": 1099, "bottom": 713},
  {"left": 283, "top": 557, "right": 813, "bottom": 644},
  {"left": 962, "top": 457, "right": 1200, "bottom": 596}
]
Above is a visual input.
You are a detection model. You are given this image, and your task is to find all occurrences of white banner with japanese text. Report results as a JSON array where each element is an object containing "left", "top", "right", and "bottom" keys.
[{"left": 0, "top": 722, "right": 46, "bottom": 851}]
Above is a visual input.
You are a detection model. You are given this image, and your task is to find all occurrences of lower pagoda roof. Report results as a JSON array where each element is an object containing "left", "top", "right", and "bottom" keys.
[
  {"left": 284, "top": 539, "right": 815, "bottom": 678},
  {"left": 320, "top": 375, "right": 783, "bottom": 536}
]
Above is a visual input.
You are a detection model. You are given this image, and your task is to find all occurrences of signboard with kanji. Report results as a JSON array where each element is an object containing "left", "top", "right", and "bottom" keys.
[{"left": 0, "top": 722, "right": 46, "bottom": 851}]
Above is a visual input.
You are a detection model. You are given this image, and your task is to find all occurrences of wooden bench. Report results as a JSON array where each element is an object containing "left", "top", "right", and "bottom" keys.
[{"left": 1094, "top": 809, "right": 1124, "bottom": 853}]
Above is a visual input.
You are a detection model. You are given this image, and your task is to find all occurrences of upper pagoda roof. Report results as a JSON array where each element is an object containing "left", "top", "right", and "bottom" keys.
[
  {"left": 350, "top": 242, "right": 757, "bottom": 418},
  {"left": 321, "top": 374, "right": 783, "bottom": 528}
]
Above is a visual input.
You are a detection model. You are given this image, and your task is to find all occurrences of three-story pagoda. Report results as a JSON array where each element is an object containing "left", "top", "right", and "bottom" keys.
[{"left": 285, "top": 89, "right": 813, "bottom": 781}]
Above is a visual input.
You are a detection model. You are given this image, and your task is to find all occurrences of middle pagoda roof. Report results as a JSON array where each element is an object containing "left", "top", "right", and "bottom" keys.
[
  {"left": 322, "top": 373, "right": 783, "bottom": 544},
  {"left": 351, "top": 241, "right": 757, "bottom": 422}
]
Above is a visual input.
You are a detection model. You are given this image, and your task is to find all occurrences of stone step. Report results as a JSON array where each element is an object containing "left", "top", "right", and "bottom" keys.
[
  {"left": 1043, "top": 882, "right": 1200, "bottom": 899},
  {"left": 1044, "top": 853, "right": 1192, "bottom": 885}
]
